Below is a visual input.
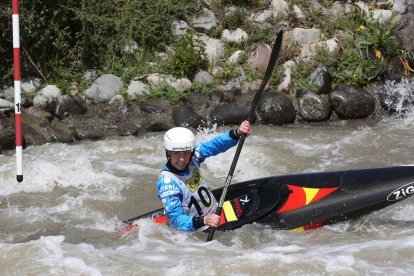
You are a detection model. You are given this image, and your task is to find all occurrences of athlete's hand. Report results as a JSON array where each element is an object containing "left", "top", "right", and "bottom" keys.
[
  {"left": 237, "top": 120, "right": 252, "bottom": 137},
  {"left": 204, "top": 214, "right": 220, "bottom": 228}
]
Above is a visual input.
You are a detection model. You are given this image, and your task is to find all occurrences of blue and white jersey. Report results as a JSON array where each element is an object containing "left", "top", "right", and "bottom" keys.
[{"left": 156, "top": 130, "right": 239, "bottom": 231}]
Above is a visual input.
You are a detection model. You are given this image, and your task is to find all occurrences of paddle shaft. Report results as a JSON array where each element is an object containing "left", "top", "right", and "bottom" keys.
[{"left": 206, "top": 30, "right": 284, "bottom": 242}]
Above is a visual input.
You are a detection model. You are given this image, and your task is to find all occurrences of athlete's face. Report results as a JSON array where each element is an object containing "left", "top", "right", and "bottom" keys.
[{"left": 168, "top": 150, "right": 192, "bottom": 170}]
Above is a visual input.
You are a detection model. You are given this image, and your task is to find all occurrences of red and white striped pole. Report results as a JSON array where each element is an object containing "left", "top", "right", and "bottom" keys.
[{"left": 12, "top": 0, "right": 23, "bottom": 182}]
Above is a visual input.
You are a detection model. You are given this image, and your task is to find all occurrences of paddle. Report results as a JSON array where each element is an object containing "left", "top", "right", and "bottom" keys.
[{"left": 206, "top": 30, "right": 284, "bottom": 242}]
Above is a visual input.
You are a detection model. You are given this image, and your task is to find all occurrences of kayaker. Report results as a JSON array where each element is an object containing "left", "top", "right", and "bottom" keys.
[{"left": 156, "top": 120, "right": 252, "bottom": 231}]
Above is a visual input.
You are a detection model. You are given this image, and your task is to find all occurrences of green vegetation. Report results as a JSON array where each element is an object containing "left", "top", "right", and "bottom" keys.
[
  {"left": 223, "top": 8, "right": 248, "bottom": 31},
  {"left": 0, "top": 0, "right": 200, "bottom": 89},
  {"left": 149, "top": 82, "right": 189, "bottom": 105},
  {"left": 0, "top": 1, "right": 410, "bottom": 103},
  {"left": 157, "top": 34, "right": 208, "bottom": 80},
  {"left": 292, "top": 7, "right": 405, "bottom": 89},
  {"left": 213, "top": 64, "right": 240, "bottom": 84}
]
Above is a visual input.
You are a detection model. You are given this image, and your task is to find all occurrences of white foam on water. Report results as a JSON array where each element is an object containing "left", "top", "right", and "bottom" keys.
[{"left": 1, "top": 119, "right": 414, "bottom": 274}]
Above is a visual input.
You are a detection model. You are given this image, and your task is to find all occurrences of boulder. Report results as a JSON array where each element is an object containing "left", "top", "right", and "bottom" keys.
[
  {"left": 330, "top": 84, "right": 375, "bottom": 119},
  {"left": 0, "top": 129, "right": 17, "bottom": 152},
  {"left": 257, "top": 92, "right": 296, "bottom": 125},
  {"left": 83, "top": 74, "right": 123, "bottom": 103},
  {"left": 115, "top": 120, "right": 140, "bottom": 136},
  {"left": 40, "top": 123, "right": 75, "bottom": 143},
  {"left": 209, "top": 104, "right": 248, "bottom": 126},
  {"left": 199, "top": 35, "right": 225, "bottom": 66},
  {"left": 298, "top": 89, "right": 332, "bottom": 122},
  {"left": 248, "top": 44, "right": 272, "bottom": 70},
  {"left": 22, "top": 124, "right": 48, "bottom": 146},
  {"left": 221, "top": 28, "right": 248, "bottom": 44},
  {"left": 54, "top": 95, "right": 87, "bottom": 119},
  {"left": 172, "top": 105, "right": 207, "bottom": 128},
  {"left": 127, "top": 81, "right": 150, "bottom": 99},
  {"left": 193, "top": 71, "right": 214, "bottom": 84},
  {"left": 33, "top": 85, "right": 62, "bottom": 112},
  {"left": 21, "top": 77, "right": 42, "bottom": 94},
  {"left": 190, "top": 8, "right": 217, "bottom": 32},
  {"left": 73, "top": 127, "right": 104, "bottom": 140}
]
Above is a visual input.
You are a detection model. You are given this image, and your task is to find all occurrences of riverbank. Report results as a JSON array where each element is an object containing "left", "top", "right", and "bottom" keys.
[{"left": 1, "top": 0, "right": 414, "bottom": 152}]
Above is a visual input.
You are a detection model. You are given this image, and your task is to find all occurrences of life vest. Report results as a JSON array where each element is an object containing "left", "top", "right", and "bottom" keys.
[{"left": 160, "top": 160, "right": 217, "bottom": 217}]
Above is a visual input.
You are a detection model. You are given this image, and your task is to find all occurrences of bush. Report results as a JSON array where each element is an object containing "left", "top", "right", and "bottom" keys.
[
  {"left": 159, "top": 34, "right": 208, "bottom": 80},
  {"left": 0, "top": 0, "right": 200, "bottom": 86}
]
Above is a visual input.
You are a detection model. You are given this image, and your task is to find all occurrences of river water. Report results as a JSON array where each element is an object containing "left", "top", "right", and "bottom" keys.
[{"left": 1, "top": 85, "right": 414, "bottom": 275}]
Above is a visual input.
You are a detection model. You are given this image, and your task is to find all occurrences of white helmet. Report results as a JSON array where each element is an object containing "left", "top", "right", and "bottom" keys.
[{"left": 164, "top": 127, "right": 195, "bottom": 151}]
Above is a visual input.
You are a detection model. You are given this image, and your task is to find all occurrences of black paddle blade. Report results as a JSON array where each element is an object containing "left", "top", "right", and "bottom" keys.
[
  {"left": 206, "top": 29, "right": 284, "bottom": 242},
  {"left": 248, "top": 29, "right": 284, "bottom": 122}
]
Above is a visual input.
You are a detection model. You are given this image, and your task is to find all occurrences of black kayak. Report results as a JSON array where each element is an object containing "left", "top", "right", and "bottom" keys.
[{"left": 122, "top": 165, "right": 414, "bottom": 232}]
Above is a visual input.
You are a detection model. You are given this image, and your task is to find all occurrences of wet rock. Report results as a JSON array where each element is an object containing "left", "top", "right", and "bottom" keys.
[
  {"left": 210, "top": 91, "right": 224, "bottom": 104},
  {"left": 257, "top": 92, "right": 296, "bottom": 125},
  {"left": 115, "top": 120, "right": 139, "bottom": 136},
  {"left": 40, "top": 123, "right": 75, "bottom": 143},
  {"left": 24, "top": 106, "right": 54, "bottom": 124},
  {"left": 209, "top": 104, "right": 248, "bottom": 126},
  {"left": 0, "top": 129, "right": 16, "bottom": 152},
  {"left": 54, "top": 95, "right": 87, "bottom": 120},
  {"left": 187, "top": 92, "right": 210, "bottom": 114},
  {"left": 73, "top": 127, "right": 104, "bottom": 140},
  {"left": 109, "top": 95, "right": 129, "bottom": 115},
  {"left": 22, "top": 124, "right": 48, "bottom": 146},
  {"left": 172, "top": 105, "right": 207, "bottom": 128},
  {"left": 298, "top": 89, "right": 332, "bottom": 122},
  {"left": 140, "top": 100, "right": 168, "bottom": 115},
  {"left": 142, "top": 119, "right": 172, "bottom": 132},
  {"left": 222, "top": 78, "right": 242, "bottom": 99},
  {"left": 330, "top": 84, "right": 375, "bottom": 119},
  {"left": 383, "top": 56, "right": 405, "bottom": 82}
]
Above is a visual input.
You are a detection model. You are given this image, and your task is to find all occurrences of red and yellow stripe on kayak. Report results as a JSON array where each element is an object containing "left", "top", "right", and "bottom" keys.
[
  {"left": 276, "top": 184, "right": 338, "bottom": 231},
  {"left": 277, "top": 184, "right": 338, "bottom": 213}
]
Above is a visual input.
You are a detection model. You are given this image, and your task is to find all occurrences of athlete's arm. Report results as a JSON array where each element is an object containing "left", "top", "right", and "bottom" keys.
[{"left": 196, "top": 121, "right": 251, "bottom": 163}]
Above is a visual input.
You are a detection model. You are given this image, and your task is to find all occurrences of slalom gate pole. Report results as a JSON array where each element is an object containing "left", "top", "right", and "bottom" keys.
[{"left": 12, "top": 0, "right": 23, "bottom": 182}]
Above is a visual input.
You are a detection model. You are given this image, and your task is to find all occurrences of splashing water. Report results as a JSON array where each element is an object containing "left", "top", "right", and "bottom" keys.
[{"left": 381, "top": 77, "right": 414, "bottom": 116}]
